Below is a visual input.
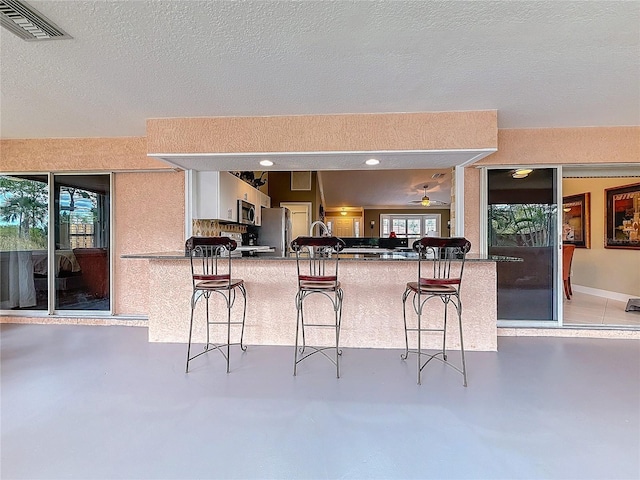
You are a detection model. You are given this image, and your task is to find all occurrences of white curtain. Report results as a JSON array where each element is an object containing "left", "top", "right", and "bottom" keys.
[{"left": 1, "top": 251, "right": 37, "bottom": 309}]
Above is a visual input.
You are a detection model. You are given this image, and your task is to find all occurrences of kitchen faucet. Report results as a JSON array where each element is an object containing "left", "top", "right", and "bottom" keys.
[{"left": 309, "top": 220, "right": 330, "bottom": 236}]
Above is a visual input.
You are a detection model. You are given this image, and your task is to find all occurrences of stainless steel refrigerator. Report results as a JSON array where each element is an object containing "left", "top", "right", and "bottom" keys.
[{"left": 259, "top": 207, "right": 292, "bottom": 257}]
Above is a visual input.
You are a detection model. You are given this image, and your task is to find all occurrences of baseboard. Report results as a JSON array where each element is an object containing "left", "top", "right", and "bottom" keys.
[
  {"left": 499, "top": 327, "right": 640, "bottom": 340},
  {"left": 572, "top": 284, "right": 635, "bottom": 303},
  {"left": 0, "top": 314, "right": 148, "bottom": 327}
]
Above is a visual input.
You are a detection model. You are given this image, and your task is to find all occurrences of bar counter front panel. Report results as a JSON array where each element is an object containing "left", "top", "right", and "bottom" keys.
[{"left": 124, "top": 252, "right": 502, "bottom": 351}]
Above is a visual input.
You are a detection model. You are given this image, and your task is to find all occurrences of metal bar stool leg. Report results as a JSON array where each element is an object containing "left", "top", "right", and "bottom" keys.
[
  {"left": 240, "top": 285, "right": 248, "bottom": 351},
  {"left": 457, "top": 298, "right": 467, "bottom": 387},
  {"left": 226, "top": 292, "right": 232, "bottom": 373},
  {"left": 186, "top": 293, "right": 197, "bottom": 373},
  {"left": 401, "top": 290, "right": 410, "bottom": 360},
  {"left": 335, "top": 308, "right": 340, "bottom": 378},
  {"left": 205, "top": 294, "right": 211, "bottom": 346},
  {"left": 335, "top": 293, "right": 343, "bottom": 378},
  {"left": 300, "top": 302, "right": 306, "bottom": 353},
  {"left": 417, "top": 308, "right": 422, "bottom": 385},
  {"left": 293, "top": 294, "right": 302, "bottom": 376},
  {"left": 442, "top": 298, "right": 448, "bottom": 362}
]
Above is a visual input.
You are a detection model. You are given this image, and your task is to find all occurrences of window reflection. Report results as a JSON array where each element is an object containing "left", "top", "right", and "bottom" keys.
[
  {"left": 0, "top": 173, "right": 111, "bottom": 312},
  {"left": 0, "top": 175, "right": 49, "bottom": 310}
]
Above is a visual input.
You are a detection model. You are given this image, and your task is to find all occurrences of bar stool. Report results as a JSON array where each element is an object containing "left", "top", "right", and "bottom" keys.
[
  {"left": 185, "top": 236, "right": 247, "bottom": 373},
  {"left": 401, "top": 237, "right": 471, "bottom": 386},
  {"left": 290, "top": 236, "right": 346, "bottom": 377}
]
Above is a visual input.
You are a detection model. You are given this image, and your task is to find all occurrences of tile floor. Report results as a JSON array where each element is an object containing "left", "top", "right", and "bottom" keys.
[
  {"left": 2, "top": 323, "right": 639, "bottom": 480},
  {"left": 564, "top": 291, "right": 640, "bottom": 327}
]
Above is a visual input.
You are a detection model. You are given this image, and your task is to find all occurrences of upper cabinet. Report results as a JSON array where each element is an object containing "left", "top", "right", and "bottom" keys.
[
  {"left": 254, "top": 190, "right": 271, "bottom": 225},
  {"left": 192, "top": 171, "right": 270, "bottom": 225}
]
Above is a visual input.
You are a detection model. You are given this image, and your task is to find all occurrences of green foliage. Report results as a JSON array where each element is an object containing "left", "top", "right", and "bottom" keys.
[
  {"left": 489, "top": 204, "right": 557, "bottom": 247},
  {"left": 0, "top": 225, "right": 47, "bottom": 250},
  {"left": 0, "top": 176, "right": 48, "bottom": 239}
]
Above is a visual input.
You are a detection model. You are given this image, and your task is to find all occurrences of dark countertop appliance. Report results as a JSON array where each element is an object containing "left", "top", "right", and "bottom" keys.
[{"left": 340, "top": 237, "right": 409, "bottom": 249}]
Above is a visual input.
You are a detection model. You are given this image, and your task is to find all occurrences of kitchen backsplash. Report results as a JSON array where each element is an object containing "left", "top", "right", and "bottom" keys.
[{"left": 192, "top": 219, "right": 247, "bottom": 237}]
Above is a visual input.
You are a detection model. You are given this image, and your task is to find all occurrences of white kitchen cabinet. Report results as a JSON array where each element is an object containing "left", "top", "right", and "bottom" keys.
[
  {"left": 218, "top": 171, "right": 238, "bottom": 221},
  {"left": 258, "top": 190, "right": 271, "bottom": 208},
  {"left": 254, "top": 191, "right": 271, "bottom": 226},
  {"left": 194, "top": 171, "right": 221, "bottom": 220},
  {"left": 192, "top": 171, "right": 271, "bottom": 224}
]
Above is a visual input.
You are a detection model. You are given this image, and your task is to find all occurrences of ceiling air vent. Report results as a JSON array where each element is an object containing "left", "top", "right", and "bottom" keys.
[{"left": 0, "top": 0, "right": 72, "bottom": 41}]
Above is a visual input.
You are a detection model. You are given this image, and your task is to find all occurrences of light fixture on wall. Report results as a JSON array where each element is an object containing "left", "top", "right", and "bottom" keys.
[
  {"left": 365, "top": 158, "right": 380, "bottom": 166},
  {"left": 340, "top": 208, "right": 347, "bottom": 216},
  {"left": 259, "top": 159, "right": 273, "bottom": 167}
]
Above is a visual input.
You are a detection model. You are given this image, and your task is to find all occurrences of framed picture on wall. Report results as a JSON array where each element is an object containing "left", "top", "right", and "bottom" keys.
[
  {"left": 605, "top": 182, "right": 640, "bottom": 250},
  {"left": 562, "top": 193, "right": 591, "bottom": 248}
]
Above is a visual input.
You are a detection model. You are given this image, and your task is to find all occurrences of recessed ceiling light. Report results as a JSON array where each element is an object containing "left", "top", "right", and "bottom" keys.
[
  {"left": 259, "top": 159, "right": 274, "bottom": 167},
  {"left": 365, "top": 158, "right": 380, "bottom": 166}
]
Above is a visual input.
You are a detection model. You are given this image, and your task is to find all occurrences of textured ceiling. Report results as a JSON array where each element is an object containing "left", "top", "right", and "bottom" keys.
[
  {"left": 1, "top": 0, "right": 638, "bottom": 140},
  {"left": 1, "top": 1, "right": 639, "bottom": 207}
]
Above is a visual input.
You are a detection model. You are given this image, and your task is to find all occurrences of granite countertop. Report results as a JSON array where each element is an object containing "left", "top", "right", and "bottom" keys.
[{"left": 122, "top": 251, "right": 522, "bottom": 262}]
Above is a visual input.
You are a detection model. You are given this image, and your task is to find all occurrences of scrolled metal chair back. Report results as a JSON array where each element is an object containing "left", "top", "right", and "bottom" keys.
[
  {"left": 413, "top": 237, "right": 472, "bottom": 292},
  {"left": 290, "top": 236, "right": 346, "bottom": 288},
  {"left": 186, "top": 236, "right": 237, "bottom": 288}
]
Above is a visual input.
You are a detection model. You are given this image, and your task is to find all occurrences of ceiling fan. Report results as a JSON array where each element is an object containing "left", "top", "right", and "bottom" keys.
[{"left": 409, "top": 185, "right": 448, "bottom": 207}]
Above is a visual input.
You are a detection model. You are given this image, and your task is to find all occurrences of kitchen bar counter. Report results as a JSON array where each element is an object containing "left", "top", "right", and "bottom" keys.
[
  {"left": 123, "top": 251, "right": 520, "bottom": 262},
  {"left": 125, "top": 251, "right": 511, "bottom": 351}
]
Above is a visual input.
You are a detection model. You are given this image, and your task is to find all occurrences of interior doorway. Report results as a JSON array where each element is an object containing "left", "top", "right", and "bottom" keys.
[
  {"left": 561, "top": 167, "right": 640, "bottom": 327},
  {"left": 280, "top": 202, "right": 312, "bottom": 239},
  {"left": 325, "top": 216, "right": 362, "bottom": 237}
]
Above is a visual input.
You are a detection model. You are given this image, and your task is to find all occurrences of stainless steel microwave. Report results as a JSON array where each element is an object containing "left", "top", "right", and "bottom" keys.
[{"left": 238, "top": 199, "right": 256, "bottom": 225}]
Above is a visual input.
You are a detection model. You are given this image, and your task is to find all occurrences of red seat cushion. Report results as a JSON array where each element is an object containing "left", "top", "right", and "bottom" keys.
[
  {"left": 196, "top": 278, "right": 244, "bottom": 290},
  {"left": 406, "top": 281, "right": 456, "bottom": 295}
]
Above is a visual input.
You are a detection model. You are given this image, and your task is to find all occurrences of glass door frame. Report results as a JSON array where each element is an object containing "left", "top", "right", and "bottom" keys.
[
  {"left": 51, "top": 172, "right": 114, "bottom": 316},
  {"left": 480, "top": 165, "right": 564, "bottom": 327}
]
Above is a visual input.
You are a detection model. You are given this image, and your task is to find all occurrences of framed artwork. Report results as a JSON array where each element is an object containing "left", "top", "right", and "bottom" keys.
[
  {"left": 605, "top": 182, "right": 640, "bottom": 250},
  {"left": 562, "top": 193, "right": 591, "bottom": 248}
]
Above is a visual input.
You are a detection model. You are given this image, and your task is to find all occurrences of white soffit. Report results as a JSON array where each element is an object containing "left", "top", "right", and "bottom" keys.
[{"left": 150, "top": 149, "right": 496, "bottom": 172}]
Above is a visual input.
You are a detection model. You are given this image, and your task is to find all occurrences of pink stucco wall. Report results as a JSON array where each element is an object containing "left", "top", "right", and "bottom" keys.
[
  {"left": 0, "top": 136, "right": 185, "bottom": 318},
  {"left": 147, "top": 111, "right": 498, "bottom": 154},
  {"left": 113, "top": 172, "right": 184, "bottom": 315},
  {"left": 462, "top": 126, "right": 640, "bottom": 250},
  {"left": 1, "top": 122, "right": 638, "bottom": 324}
]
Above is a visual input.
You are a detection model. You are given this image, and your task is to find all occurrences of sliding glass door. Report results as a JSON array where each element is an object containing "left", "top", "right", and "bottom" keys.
[
  {"left": 486, "top": 168, "right": 561, "bottom": 323},
  {"left": 54, "top": 174, "right": 110, "bottom": 310},
  {"left": 0, "top": 173, "right": 111, "bottom": 313}
]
